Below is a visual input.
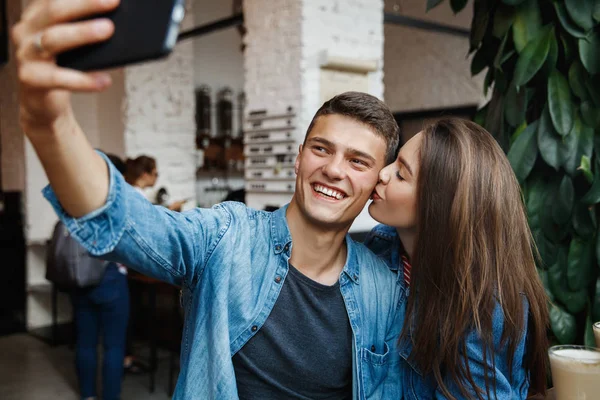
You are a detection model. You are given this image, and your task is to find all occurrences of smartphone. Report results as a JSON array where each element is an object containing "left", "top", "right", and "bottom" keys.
[{"left": 57, "top": 0, "right": 185, "bottom": 71}]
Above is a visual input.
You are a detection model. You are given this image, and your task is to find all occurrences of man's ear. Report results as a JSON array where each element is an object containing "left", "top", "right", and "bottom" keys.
[{"left": 294, "top": 144, "right": 303, "bottom": 175}]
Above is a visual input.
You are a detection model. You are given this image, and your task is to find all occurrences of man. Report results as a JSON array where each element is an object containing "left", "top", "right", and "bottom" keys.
[{"left": 12, "top": 1, "right": 403, "bottom": 398}]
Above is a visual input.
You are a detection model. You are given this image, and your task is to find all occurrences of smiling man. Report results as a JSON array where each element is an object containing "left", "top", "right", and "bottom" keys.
[{"left": 13, "top": 4, "right": 403, "bottom": 394}]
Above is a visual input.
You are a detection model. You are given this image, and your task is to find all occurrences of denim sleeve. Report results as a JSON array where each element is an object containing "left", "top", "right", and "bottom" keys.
[
  {"left": 434, "top": 334, "right": 512, "bottom": 399},
  {"left": 434, "top": 304, "right": 525, "bottom": 399},
  {"left": 42, "top": 152, "right": 230, "bottom": 289}
]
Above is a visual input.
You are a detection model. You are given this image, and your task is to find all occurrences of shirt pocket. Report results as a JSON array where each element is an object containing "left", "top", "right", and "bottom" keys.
[{"left": 361, "top": 341, "right": 402, "bottom": 398}]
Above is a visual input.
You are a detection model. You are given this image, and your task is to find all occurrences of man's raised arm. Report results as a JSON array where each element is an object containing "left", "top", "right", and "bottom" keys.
[{"left": 12, "top": 0, "right": 121, "bottom": 217}]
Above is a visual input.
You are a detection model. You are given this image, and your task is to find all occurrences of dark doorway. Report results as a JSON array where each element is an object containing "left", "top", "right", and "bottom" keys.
[{"left": 0, "top": 191, "right": 27, "bottom": 335}]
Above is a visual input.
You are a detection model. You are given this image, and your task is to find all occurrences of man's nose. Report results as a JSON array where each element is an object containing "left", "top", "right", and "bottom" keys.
[{"left": 322, "top": 156, "right": 346, "bottom": 180}]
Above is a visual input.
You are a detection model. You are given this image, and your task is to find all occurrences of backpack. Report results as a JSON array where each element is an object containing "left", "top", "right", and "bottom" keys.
[{"left": 46, "top": 221, "right": 108, "bottom": 289}]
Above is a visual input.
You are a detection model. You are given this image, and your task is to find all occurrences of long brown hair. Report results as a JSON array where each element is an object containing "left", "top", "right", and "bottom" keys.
[
  {"left": 125, "top": 155, "right": 156, "bottom": 185},
  {"left": 405, "top": 118, "right": 549, "bottom": 398}
]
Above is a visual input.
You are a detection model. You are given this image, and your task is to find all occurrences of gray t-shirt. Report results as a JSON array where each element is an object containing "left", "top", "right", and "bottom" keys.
[{"left": 233, "top": 264, "right": 353, "bottom": 399}]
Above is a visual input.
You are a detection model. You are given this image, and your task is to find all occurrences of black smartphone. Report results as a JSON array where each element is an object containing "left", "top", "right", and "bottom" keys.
[{"left": 57, "top": 0, "right": 185, "bottom": 71}]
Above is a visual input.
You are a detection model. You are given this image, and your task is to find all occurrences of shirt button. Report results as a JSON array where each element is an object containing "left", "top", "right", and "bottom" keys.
[
  {"left": 354, "top": 274, "right": 359, "bottom": 281},
  {"left": 275, "top": 245, "right": 281, "bottom": 251},
  {"left": 251, "top": 325, "right": 258, "bottom": 332},
  {"left": 371, "top": 345, "right": 376, "bottom": 352},
  {"left": 275, "top": 276, "right": 282, "bottom": 283},
  {"left": 284, "top": 244, "right": 289, "bottom": 251}
]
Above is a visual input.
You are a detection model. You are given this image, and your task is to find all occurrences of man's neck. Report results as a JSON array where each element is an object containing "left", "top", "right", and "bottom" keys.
[{"left": 285, "top": 200, "right": 349, "bottom": 286}]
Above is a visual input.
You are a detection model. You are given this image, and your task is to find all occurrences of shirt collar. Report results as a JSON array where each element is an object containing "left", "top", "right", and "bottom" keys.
[{"left": 270, "top": 204, "right": 360, "bottom": 284}]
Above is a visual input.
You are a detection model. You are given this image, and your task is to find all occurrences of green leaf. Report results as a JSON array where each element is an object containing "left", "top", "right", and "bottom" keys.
[
  {"left": 579, "top": 155, "right": 594, "bottom": 183},
  {"left": 552, "top": 175, "right": 574, "bottom": 225},
  {"left": 537, "top": 105, "right": 562, "bottom": 170},
  {"left": 426, "top": 0, "right": 444, "bottom": 11},
  {"left": 493, "top": 5, "right": 516, "bottom": 38},
  {"left": 595, "top": 0, "right": 600, "bottom": 22},
  {"left": 511, "top": 120, "right": 528, "bottom": 144},
  {"left": 567, "top": 236, "right": 595, "bottom": 291},
  {"left": 569, "top": 61, "right": 590, "bottom": 100},
  {"left": 470, "top": 0, "right": 492, "bottom": 52},
  {"left": 508, "top": 120, "right": 539, "bottom": 183},
  {"left": 572, "top": 200, "right": 597, "bottom": 238},
  {"left": 563, "top": 114, "right": 594, "bottom": 176},
  {"left": 494, "top": 34, "right": 509, "bottom": 70},
  {"left": 484, "top": 68, "right": 494, "bottom": 97},
  {"left": 561, "top": 34, "right": 576, "bottom": 61},
  {"left": 582, "top": 177, "right": 600, "bottom": 204},
  {"left": 542, "top": 31, "right": 559, "bottom": 76},
  {"left": 586, "top": 75, "right": 600, "bottom": 107},
  {"left": 565, "top": 0, "right": 595, "bottom": 31},
  {"left": 513, "top": 26, "right": 554, "bottom": 87},
  {"left": 557, "top": 127, "right": 578, "bottom": 175},
  {"left": 505, "top": 85, "right": 528, "bottom": 127},
  {"left": 471, "top": 47, "right": 488, "bottom": 76},
  {"left": 554, "top": 2, "right": 588, "bottom": 38},
  {"left": 525, "top": 174, "right": 550, "bottom": 229},
  {"left": 450, "top": 0, "right": 469, "bottom": 14},
  {"left": 534, "top": 230, "right": 559, "bottom": 268},
  {"left": 538, "top": 268, "right": 554, "bottom": 300},
  {"left": 579, "top": 32, "right": 600, "bottom": 75},
  {"left": 548, "top": 69, "right": 574, "bottom": 136},
  {"left": 550, "top": 303, "right": 578, "bottom": 344},
  {"left": 513, "top": 0, "right": 542, "bottom": 53},
  {"left": 581, "top": 101, "right": 600, "bottom": 129},
  {"left": 543, "top": 191, "right": 570, "bottom": 242},
  {"left": 592, "top": 277, "right": 600, "bottom": 322}
]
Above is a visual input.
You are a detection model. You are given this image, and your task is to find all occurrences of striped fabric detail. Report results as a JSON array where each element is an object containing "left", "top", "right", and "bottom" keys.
[{"left": 401, "top": 255, "right": 411, "bottom": 286}]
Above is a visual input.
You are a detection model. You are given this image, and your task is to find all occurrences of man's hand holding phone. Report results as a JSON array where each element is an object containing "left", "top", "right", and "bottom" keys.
[{"left": 12, "top": 0, "right": 119, "bottom": 133}]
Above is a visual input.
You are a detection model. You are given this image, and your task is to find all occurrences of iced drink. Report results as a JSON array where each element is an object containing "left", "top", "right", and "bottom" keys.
[{"left": 594, "top": 322, "right": 600, "bottom": 349}]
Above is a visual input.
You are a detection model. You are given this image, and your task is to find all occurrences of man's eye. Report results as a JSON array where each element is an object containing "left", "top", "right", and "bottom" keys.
[
  {"left": 313, "top": 146, "right": 326, "bottom": 152},
  {"left": 351, "top": 159, "right": 367, "bottom": 166}
]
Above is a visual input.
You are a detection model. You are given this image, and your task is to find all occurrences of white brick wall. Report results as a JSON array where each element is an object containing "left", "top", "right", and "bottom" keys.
[
  {"left": 243, "top": 0, "right": 385, "bottom": 222},
  {"left": 301, "top": 0, "right": 385, "bottom": 128},
  {"left": 123, "top": 9, "right": 196, "bottom": 202}
]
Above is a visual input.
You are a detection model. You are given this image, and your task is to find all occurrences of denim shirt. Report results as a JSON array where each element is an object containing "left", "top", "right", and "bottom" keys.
[
  {"left": 365, "top": 224, "right": 531, "bottom": 400},
  {"left": 43, "top": 155, "right": 404, "bottom": 400}
]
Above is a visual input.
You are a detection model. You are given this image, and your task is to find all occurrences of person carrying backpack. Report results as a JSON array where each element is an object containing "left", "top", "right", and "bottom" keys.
[{"left": 47, "top": 154, "right": 129, "bottom": 400}]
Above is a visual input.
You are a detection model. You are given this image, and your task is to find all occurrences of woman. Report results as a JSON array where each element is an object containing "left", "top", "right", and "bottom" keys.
[
  {"left": 125, "top": 155, "right": 159, "bottom": 195},
  {"left": 125, "top": 155, "right": 187, "bottom": 211},
  {"left": 366, "top": 118, "right": 549, "bottom": 399}
]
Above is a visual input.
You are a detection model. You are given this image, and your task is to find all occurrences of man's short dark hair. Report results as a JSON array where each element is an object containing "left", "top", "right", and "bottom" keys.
[{"left": 304, "top": 92, "right": 400, "bottom": 164}]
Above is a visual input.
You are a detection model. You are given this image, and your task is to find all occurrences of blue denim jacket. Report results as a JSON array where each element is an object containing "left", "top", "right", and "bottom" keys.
[
  {"left": 43, "top": 155, "right": 404, "bottom": 400},
  {"left": 365, "top": 224, "right": 530, "bottom": 400}
]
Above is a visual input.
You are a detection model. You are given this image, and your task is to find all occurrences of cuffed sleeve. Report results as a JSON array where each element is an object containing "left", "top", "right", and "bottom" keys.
[
  {"left": 42, "top": 151, "right": 232, "bottom": 288},
  {"left": 43, "top": 151, "right": 128, "bottom": 255}
]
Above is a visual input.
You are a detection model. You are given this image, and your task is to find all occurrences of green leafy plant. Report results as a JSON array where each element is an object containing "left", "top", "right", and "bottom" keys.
[{"left": 429, "top": 0, "right": 600, "bottom": 346}]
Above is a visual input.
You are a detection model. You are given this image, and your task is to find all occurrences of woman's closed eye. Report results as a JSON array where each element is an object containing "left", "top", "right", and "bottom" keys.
[{"left": 396, "top": 170, "right": 405, "bottom": 181}]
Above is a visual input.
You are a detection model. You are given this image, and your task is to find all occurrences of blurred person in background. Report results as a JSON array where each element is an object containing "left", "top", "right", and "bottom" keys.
[
  {"left": 125, "top": 155, "right": 187, "bottom": 211},
  {"left": 70, "top": 153, "right": 130, "bottom": 400}
]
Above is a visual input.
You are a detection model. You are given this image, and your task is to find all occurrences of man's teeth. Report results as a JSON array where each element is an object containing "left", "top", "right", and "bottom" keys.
[{"left": 314, "top": 184, "right": 344, "bottom": 200}]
